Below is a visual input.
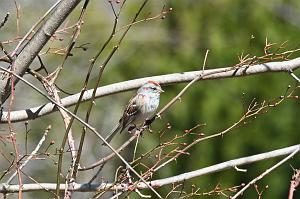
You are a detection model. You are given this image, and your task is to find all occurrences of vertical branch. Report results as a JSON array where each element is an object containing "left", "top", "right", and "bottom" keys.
[
  {"left": 157, "top": 50, "right": 209, "bottom": 116},
  {"left": 13, "top": 0, "right": 20, "bottom": 37},
  {"left": 6, "top": 125, "right": 51, "bottom": 184},
  {"left": 7, "top": 73, "right": 15, "bottom": 133},
  {"left": 73, "top": 0, "right": 149, "bottom": 180},
  {"left": 10, "top": 133, "right": 22, "bottom": 199},
  {"left": 55, "top": 0, "right": 89, "bottom": 78},
  {"left": 61, "top": 2, "right": 91, "bottom": 198},
  {"left": 71, "top": 0, "right": 123, "bottom": 180}
]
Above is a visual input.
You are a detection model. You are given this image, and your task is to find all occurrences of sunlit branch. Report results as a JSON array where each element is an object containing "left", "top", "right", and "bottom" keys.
[
  {"left": 0, "top": 144, "right": 298, "bottom": 193},
  {"left": 2, "top": 57, "right": 300, "bottom": 123}
]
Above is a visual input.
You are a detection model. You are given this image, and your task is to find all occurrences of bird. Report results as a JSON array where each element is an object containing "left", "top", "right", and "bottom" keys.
[{"left": 103, "top": 81, "right": 164, "bottom": 145}]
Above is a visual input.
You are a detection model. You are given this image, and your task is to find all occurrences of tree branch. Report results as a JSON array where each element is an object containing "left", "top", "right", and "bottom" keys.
[
  {"left": 0, "top": 0, "right": 81, "bottom": 105},
  {"left": 0, "top": 65, "right": 162, "bottom": 198},
  {"left": 232, "top": 147, "right": 300, "bottom": 199},
  {"left": 1, "top": 57, "right": 300, "bottom": 123},
  {"left": 0, "top": 144, "right": 298, "bottom": 193}
]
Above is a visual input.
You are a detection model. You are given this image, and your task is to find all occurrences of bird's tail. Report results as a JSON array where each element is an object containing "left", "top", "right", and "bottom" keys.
[{"left": 102, "top": 123, "right": 122, "bottom": 145}]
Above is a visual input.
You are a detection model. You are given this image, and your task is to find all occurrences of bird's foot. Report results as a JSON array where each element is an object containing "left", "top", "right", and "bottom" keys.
[
  {"left": 128, "top": 124, "right": 137, "bottom": 133},
  {"left": 147, "top": 125, "right": 153, "bottom": 133}
]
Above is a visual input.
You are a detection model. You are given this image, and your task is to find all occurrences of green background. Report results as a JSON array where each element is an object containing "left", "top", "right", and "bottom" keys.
[{"left": 0, "top": 0, "right": 300, "bottom": 198}]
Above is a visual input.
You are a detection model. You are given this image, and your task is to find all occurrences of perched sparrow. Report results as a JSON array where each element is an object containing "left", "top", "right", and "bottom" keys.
[{"left": 103, "top": 81, "right": 164, "bottom": 144}]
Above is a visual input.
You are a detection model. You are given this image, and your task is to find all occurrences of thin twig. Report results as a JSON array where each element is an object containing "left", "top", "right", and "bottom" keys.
[
  {"left": 13, "top": 0, "right": 20, "bottom": 37},
  {"left": 0, "top": 144, "right": 299, "bottom": 193},
  {"left": 231, "top": 148, "right": 300, "bottom": 199},
  {"left": 289, "top": 69, "right": 300, "bottom": 83},
  {"left": 9, "top": 132, "right": 22, "bottom": 199},
  {"left": 6, "top": 125, "right": 51, "bottom": 184},
  {"left": 12, "top": 0, "right": 62, "bottom": 56},
  {"left": 153, "top": 89, "right": 295, "bottom": 173},
  {"left": 0, "top": 12, "right": 9, "bottom": 29},
  {"left": 0, "top": 66, "right": 162, "bottom": 199},
  {"left": 79, "top": 133, "right": 138, "bottom": 171},
  {"left": 3, "top": 56, "right": 300, "bottom": 123}
]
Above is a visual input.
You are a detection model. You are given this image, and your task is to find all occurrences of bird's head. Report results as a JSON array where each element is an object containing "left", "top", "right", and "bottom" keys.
[{"left": 138, "top": 81, "right": 164, "bottom": 94}]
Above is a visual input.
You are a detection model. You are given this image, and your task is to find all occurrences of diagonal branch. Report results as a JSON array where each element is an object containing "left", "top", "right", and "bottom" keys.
[
  {"left": 0, "top": 65, "right": 162, "bottom": 198},
  {"left": 231, "top": 147, "right": 300, "bottom": 199},
  {"left": 0, "top": 0, "right": 81, "bottom": 105},
  {"left": 6, "top": 125, "right": 51, "bottom": 184}
]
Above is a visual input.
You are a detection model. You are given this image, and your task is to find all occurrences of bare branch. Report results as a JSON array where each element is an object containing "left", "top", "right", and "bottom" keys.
[
  {"left": 231, "top": 148, "right": 299, "bottom": 199},
  {"left": 0, "top": 12, "right": 10, "bottom": 30},
  {"left": 0, "top": 144, "right": 298, "bottom": 193},
  {"left": 290, "top": 70, "right": 300, "bottom": 83},
  {"left": 6, "top": 125, "right": 51, "bottom": 184},
  {"left": 2, "top": 57, "right": 300, "bottom": 123},
  {"left": 0, "top": 65, "right": 162, "bottom": 198},
  {"left": 0, "top": 0, "right": 81, "bottom": 105}
]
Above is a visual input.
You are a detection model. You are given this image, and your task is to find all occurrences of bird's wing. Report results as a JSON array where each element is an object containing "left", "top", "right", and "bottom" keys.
[
  {"left": 121, "top": 95, "right": 141, "bottom": 129},
  {"left": 103, "top": 94, "right": 143, "bottom": 145}
]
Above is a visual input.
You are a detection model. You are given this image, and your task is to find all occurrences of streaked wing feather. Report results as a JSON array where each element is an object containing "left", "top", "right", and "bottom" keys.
[
  {"left": 120, "top": 95, "right": 140, "bottom": 130},
  {"left": 126, "top": 97, "right": 139, "bottom": 116}
]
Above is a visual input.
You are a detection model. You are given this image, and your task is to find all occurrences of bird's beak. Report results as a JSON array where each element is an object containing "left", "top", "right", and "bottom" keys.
[{"left": 159, "top": 87, "right": 164, "bottom": 93}]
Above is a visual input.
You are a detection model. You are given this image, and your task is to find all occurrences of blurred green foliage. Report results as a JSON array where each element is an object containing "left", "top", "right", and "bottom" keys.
[{"left": 0, "top": 0, "right": 300, "bottom": 198}]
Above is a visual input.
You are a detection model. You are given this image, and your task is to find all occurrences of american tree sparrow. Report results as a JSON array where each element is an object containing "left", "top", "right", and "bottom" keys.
[{"left": 103, "top": 81, "right": 164, "bottom": 144}]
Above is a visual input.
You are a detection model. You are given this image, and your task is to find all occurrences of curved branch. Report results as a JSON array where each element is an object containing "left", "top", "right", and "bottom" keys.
[
  {"left": 0, "top": 144, "right": 298, "bottom": 193},
  {"left": 1, "top": 57, "right": 300, "bottom": 123},
  {"left": 0, "top": 0, "right": 81, "bottom": 104}
]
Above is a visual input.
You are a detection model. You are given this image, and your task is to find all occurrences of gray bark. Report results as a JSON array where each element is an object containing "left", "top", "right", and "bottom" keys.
[{"left": 0, "top": 0, "right": 81, "bottom": 105}]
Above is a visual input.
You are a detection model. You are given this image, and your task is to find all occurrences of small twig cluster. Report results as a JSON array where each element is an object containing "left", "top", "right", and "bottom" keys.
[{"left": 236, "top": 38, "right": 300, "bottom": 68}]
